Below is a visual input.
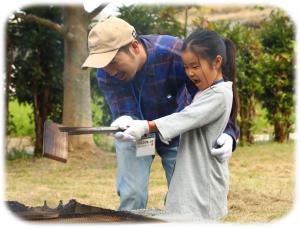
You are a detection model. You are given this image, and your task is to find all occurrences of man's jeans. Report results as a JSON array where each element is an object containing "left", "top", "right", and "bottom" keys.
[{"left": 115, "top": 140, "right": 177, "bottom": 211}]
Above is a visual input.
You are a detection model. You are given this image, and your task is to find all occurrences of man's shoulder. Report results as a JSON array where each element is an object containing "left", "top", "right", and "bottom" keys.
[
  {"left": 141, "top": 35, "right": 182, "bottom": 46},
  {"left": 141, "top": 35, "right": 182, "bottom": 53},
  {"left": 96, "top": 68, "right": 106, "bottom": 79},
  {"left": 141, "top": 34, "right": 181, "bottom": 42}
]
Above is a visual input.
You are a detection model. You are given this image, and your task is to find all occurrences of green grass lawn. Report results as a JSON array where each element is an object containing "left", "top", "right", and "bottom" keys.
[{"left": 5, "top": 141, "right": 294, "bottom": 223}]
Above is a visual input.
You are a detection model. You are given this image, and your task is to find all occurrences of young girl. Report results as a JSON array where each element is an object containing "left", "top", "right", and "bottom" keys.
[{"left": 122, "top": 29, "right": 238, "bottom": 221}]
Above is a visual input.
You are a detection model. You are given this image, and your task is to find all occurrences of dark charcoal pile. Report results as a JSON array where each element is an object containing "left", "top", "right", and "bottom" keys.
[{"left": 6, "top": 199, "right": 163, "bottom": 223}]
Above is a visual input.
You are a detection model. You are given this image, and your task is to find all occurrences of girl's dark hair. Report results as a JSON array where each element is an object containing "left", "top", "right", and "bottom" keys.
[{"left": 182, "top": 29, "right": 238, "bottom": 122}]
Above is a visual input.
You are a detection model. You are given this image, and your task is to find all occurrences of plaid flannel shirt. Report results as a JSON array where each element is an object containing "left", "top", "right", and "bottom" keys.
[{"left": 96, "top": 35, "right": 239, "bottom": 149}]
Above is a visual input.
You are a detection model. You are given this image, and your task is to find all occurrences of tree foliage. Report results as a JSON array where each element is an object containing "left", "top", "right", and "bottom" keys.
[
  {"left": 7, "top": 6, "right": 64, "bottom": 154},
  {"left": 257, "top": 10, "right": 295, "bottom": 142},
  {"left": 118, "top": 5, "right": 185, "bottom": 37}
]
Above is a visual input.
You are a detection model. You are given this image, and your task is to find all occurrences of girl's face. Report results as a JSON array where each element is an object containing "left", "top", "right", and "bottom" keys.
[{"left": 181, "top": 49, "right": 220, "bottom": 91}]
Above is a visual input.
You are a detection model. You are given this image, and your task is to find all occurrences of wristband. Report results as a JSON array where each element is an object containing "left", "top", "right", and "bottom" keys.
[{"left": 147, "top": 121, "right": 155, "bottom": 133}]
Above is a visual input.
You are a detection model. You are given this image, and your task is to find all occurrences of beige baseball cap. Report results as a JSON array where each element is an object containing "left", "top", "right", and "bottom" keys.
[{"left": 82, "top": 17, "right": 136, "bottom": 69}]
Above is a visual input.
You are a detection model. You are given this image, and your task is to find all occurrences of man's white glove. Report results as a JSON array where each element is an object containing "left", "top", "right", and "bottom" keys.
[
  {"left": 110, "top": 115, "right": 133, "bottom": 130},
  {"left": 123, "top": 120, "right": 149, "bottom": 141},
  {"left": 211, "top": 133, "right": 233, "bottom": 163}
]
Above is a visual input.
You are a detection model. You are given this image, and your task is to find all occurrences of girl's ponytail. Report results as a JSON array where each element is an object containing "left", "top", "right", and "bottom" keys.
[{"left": 223, "top": 38, "right": 238, "bottom": 123}]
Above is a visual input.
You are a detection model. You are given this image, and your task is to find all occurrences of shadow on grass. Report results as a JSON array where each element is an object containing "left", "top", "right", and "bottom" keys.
[{"left": 6, "top": 149, "right": 34, "bottom": 161}]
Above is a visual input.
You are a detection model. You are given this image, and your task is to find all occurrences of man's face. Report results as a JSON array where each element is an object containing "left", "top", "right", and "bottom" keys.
[{"left": 103, "top": 47, "right": 140, "bottom": 82}]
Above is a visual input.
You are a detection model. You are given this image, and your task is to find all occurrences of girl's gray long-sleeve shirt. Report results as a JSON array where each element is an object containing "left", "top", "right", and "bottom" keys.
[{"left": 154, "top": 81, "right": 233, "bottom": 221}]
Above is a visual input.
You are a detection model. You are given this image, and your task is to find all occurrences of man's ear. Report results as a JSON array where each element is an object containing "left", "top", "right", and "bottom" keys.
[{"left": 131, "top": 40, "right": 140, "bottom": 54}]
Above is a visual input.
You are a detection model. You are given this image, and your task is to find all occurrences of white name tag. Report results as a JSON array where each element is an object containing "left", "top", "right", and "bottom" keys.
[{"left": 136, "top": 133, "right": 156, "bottom": 157}]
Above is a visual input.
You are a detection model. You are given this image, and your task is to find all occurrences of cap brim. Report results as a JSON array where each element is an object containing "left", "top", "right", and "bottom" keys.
[{"left": 81, "top": 49, "right": 118, "bottom": 69}]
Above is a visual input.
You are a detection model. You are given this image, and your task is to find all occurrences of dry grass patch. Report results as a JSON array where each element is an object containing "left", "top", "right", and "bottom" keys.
[
  {"left": 5, "top": 142, "right": 294, "bottom": 223},
  {"left": 223, "top": 142, "right": 295, "bottom": 223}
]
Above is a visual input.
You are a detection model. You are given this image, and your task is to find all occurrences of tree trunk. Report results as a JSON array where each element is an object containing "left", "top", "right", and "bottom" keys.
[
  {"left": 33, "top": 87, "right": 50, "bottom": 156},
  {"left": 31, "top": 79, "right": 44, "bottom": 156},
  {"left": 6, "top": 36, "right": 13, "bottom": 136},
  {"left": 246, "top": 94, "right": 255, "bottom": 144},
  {"left": 274, "top": 111, "right": 289, "bottom": 143},
  {"left": 274, "top": 122, "right": 286, "bottom": 143},
  {"left": 238, "top": 93, "right": 255, "bottom": 144},
  {"left": 62, "top": 6, "right": 94, "bottom": 151}
]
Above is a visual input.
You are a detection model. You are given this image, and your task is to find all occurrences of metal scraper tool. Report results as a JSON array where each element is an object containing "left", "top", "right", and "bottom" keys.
[{"left": 43, "top": 121, "right": 121, "bottom": 163}]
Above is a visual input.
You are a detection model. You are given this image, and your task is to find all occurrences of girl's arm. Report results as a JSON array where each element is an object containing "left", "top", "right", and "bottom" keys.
[
  {"left": 123, "top": 86, "right": 231, "bottom": 142},
  {"left": 153, "top": 89, "right": 228, "bottom": 142}
]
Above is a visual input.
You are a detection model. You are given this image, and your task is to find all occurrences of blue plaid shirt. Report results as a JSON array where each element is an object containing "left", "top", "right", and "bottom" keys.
[{"left": 96, "top": 35, "right": 239, "bottom": 148}]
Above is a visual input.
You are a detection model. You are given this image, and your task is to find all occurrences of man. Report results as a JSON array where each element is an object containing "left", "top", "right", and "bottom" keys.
[{"left": 82, "top": 17, "right": 239, "bottom": 211}]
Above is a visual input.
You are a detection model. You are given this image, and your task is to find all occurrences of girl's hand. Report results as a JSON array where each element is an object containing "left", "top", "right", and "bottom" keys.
[
  {"left": 110, "top": 115, "right": 133, "bottom": 130},
  {"left": 110, "top": 115, "right": 135, "bottom": 141},
  {"left": 123, "top": 120, "right": 149, "bottom": 141}
]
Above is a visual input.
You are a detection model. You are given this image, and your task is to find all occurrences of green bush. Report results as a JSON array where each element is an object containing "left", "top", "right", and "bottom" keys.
[
  {"left": 8, "top": 100, "right": 35, "bottom": 137},
  {"left": 257, "top": 10, "right": 295, "bottom": 142}
]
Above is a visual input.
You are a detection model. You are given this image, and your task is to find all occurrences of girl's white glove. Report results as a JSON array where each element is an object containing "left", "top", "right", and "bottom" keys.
[
  {"left": 110, "top": 115, "right": 133, "bottom": 130},
  {"left": 123, "top": 120, "right": 149, "bottom": 141},
  {"left": 110, "top": 115, "right": 135, "bottom": 141},
  {"left": 211, "top": 133, "right": 233, "bottom": 163}
]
